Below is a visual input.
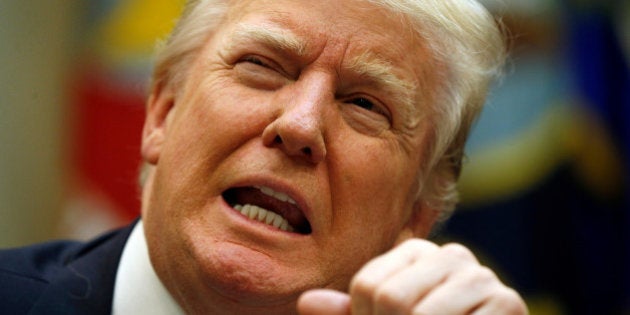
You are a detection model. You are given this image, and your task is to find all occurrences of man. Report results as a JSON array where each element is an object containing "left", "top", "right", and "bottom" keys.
[{"left": 1, "top": 0, "right": 527, "bottom": 314}]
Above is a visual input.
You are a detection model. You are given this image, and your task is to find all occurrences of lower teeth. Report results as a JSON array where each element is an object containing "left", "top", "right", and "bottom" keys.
[{"left": 234, "top": 204, "right": 294, "bottom": 232}]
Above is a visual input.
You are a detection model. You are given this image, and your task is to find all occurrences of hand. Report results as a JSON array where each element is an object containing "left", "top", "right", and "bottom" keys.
[{"left": 297, "top": 239, "right": 527, "bottom": 315}]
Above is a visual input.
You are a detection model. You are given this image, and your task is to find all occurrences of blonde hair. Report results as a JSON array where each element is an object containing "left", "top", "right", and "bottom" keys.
[
  {"left": 364, "top": 0, "right": 507, "bottom": 221},
  {"left": 148, "top": 0, "right": 507, "bottom": 222},
  {"left": 151, "top": 0, "right": 228, "bottom": 94}
]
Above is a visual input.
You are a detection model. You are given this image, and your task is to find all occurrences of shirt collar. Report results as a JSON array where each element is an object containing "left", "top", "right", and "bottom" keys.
[{"left": 112, "top": 220, "right": 185, "bottom": 315}]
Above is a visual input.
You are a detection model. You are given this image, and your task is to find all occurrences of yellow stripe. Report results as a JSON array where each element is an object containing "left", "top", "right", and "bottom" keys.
[{"left": 95, "top": 0, "right": 186, "bottom": 61}]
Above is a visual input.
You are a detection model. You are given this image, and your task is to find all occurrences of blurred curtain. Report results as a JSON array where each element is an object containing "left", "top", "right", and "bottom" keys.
[
  {"left": 60, "top": 0, "right": 185, "bottom": 238},
  {"left": 0, "top": 1, "right": 79, "bottom": 247},
  {"left": 446, "top": 1, "right": 629, "bottom": 314}
]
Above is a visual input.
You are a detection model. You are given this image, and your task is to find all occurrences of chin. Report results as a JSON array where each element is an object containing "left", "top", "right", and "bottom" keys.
[{"left": 190, "top": 237, "right": 310, "bottom": 307}]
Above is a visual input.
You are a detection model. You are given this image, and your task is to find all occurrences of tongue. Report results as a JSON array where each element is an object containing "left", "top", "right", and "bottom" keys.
[{"left": 226, "top": 187, "right": 310, "bottom": 234}]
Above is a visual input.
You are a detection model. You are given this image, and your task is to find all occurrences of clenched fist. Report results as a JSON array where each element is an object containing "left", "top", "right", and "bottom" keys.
[{"left": 298, "top": 239, "right": 527, "bottom": 315}]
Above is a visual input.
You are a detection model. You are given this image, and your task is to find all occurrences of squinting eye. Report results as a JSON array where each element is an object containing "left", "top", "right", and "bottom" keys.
[
  {"left": 235, "top": 55, "right": 288, "bottom": 90},
  {"left": 348, "top": 97, "right": 374, "bottom": 111},
  {"left": 341, "top": 95, "right": 392, "bottom": 133},
  {"left": 242, "top": 56, "right": 267, "bottom": 67},
  {"left": 343, "top": 96, "right": 391, "bottom": 122}
]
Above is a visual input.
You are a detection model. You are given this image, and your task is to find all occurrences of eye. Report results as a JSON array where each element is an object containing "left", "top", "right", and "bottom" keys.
[
  {"left": 340, "top": 95, "right": 392, "bottom": 135},
  {"left": 344, "top": 96, "right": 390, "bottom": 118},
  {"left": 234, "top": 55, "right": 287, "bottom": 90},
  {"left": 242, "top": 55, "right": 269, "bottom": 68},
  {"left": 348, "top": 97, "right": 375, "bottom": 111}
]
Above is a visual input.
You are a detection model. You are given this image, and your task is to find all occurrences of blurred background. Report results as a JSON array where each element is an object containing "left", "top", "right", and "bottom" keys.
[{"left": 0, "top": 0, "right": 628, "bottom": 314}]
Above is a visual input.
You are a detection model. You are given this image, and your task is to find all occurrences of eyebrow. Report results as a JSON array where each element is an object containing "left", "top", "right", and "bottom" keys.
[
  {"left": 346, "top": 52, "right": 421, "bottom": 128},
  {"left": 226, "top": 23, "right": 421, "bottom": 128},
  {"left": 227, "top": 22, "right": 308, "bottom": 57}
]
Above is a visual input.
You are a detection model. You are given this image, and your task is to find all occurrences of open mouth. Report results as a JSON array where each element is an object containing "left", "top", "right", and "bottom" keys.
[{"left": 222, "top": 186, "right": 312, "bottom": 235}]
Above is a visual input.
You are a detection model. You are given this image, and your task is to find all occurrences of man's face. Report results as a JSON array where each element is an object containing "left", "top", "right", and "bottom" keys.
[{"left": 142, "top": 0, "right": 439, "bottom": 312}]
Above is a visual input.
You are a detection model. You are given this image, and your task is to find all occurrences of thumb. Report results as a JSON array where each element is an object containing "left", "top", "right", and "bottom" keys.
[{"left": 297, "top": 289, "right": 351, "bottom": 315}]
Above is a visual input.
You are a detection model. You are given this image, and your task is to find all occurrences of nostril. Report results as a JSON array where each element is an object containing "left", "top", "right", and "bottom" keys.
[
  {"left": 274, "top": 135, "right": 283, "bottom": 144},
  {"left": 301, "top": 147, "right": 312, "bottom": 156}
]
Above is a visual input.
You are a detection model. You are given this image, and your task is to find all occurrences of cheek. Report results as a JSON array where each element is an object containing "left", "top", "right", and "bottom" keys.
[
  {"left": 168, "top": 83, "right": 275, "bottom": 161},
  {"left": 330, "top": 139, "right": 415, "bottom": 237},
  {"left": 199, "top": 78, "right": 276, "bottom": 129}
]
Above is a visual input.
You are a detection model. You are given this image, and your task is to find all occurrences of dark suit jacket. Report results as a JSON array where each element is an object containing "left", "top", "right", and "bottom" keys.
[{"left": 0, "top": 222, "right": 135, "bottom": 315}]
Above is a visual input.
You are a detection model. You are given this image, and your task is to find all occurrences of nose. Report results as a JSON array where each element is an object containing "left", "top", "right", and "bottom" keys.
[{"left": 262, "top": 79, "right": 329, "bottom": 164}]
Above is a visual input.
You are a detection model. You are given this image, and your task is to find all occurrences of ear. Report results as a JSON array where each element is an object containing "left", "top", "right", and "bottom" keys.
[
  {"left": 141, "top": 83, "right": 176, "bottom": 165},
  {"left": 394, "top": 199, "right": 440, "bottom": 244}
]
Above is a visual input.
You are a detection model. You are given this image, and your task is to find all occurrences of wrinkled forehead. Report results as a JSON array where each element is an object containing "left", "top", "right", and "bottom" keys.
[{"left": 225, "top": 0, "right": 411, "bottom": 44}]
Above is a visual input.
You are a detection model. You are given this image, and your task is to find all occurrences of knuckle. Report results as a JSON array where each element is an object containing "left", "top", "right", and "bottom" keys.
[
  {"left": 441, "top": 243, "right": 475, "bottom": 261},
  {"left": 399, "top": 238, "right": 435, "bottom": 252},
  {"left": 455, "top": 265, "right": 500, "bottom": 294},
  {"left": 493, "top": 287, "right": 528, "bottom": 314},
  {"left": 349, "top": 273, "right": 378, "bottom": 298},
  {"left": 474, "top": 265, "right": 498, "bottom": 283},
  {"left": 412, "top": 302, "right": 438, "bottom": 315},
  {"left": 373, "top": 284, "right": 407, "bottom": 312},
  {"left": 351, "top": 274, "right": 413, "bottom": 314}
]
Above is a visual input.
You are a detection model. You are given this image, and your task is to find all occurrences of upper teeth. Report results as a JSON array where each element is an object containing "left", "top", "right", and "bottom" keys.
[
  {"left": 254, "top": 185, "right": 297, "bottom": 205},
  {"left": 234, "top": 204, "right": 294, "bottom": 232}
]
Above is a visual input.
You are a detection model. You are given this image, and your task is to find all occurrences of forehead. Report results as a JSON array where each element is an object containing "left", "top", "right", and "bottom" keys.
[{"left": 227, "top": 0, "right": 417, "bottom": 56}]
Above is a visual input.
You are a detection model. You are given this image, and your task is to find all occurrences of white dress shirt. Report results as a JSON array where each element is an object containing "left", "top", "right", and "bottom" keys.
[{"left": 112, "top": 221, "right": 185, "bottom": 315}]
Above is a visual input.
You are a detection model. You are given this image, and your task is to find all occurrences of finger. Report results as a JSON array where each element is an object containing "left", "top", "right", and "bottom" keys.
[
  {"left": 411, "top": 265, "right": 500, "bottom": 315},
  {"left": 350, "top": 239, "right": 440, "bottom": 315},
  {"left": 371, "top": 243, "right": 480, "bottom": 314},
  {"left": 297, "top": 289, "right": 351, "bottom": 315},
  {"left": 472, "top": 287, "right": 528, "bottom": 315}
]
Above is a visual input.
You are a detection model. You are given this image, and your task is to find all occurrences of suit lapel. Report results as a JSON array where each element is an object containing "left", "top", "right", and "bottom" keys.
[{"left": 28, "top": 222, "right": 136, "bottom": 315}]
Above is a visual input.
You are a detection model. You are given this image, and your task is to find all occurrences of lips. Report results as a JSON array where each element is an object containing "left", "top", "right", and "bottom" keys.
[{"left": 222, "top": 186, "right": 312, "bottom": 234}]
